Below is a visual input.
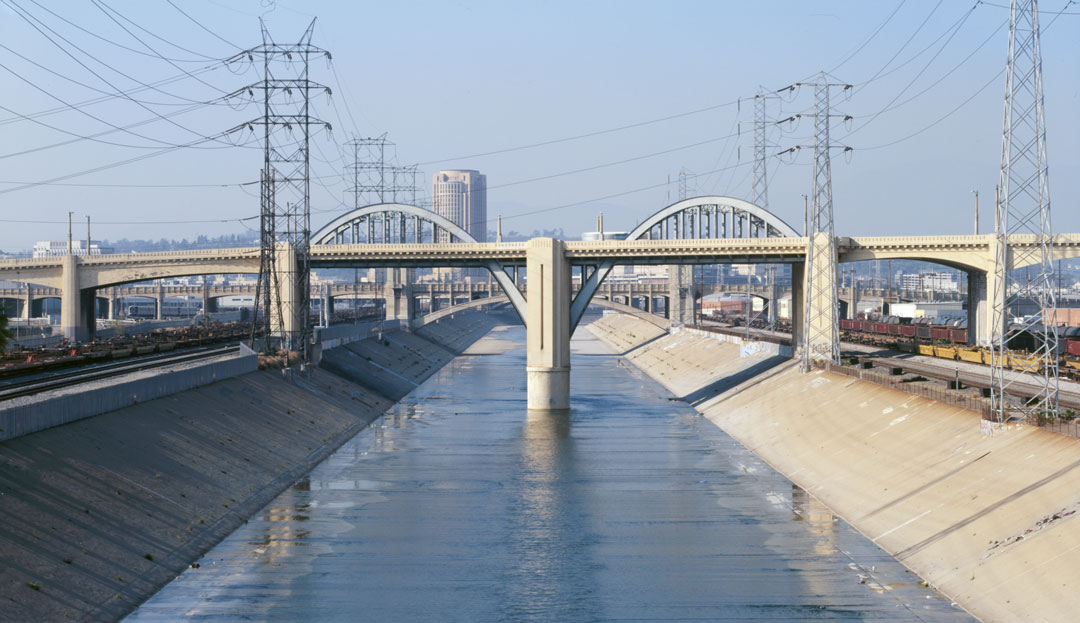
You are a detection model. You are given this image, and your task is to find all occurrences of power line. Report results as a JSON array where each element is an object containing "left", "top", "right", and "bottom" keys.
[
  {"left": 828, "top": 1, "right": 909, "bottom": 73},
  {"left": 22, "top": 0, "right": 214, "bottom": 63},
  {"left": 0, "top": 179, "right": 256, "bottom": 188},
  {"left": 416, "top": 99, "right": 741, "bottom": 165},
  {"left": 3, "top": 0, "right": 239, "bottom": 147},
  {"left": 843, "top": 3, "right": 979, "bottom": 138},
  {"left": 0, "top": 215, "right": 257, "bottom": 224},
  {"left": 89, "top": 0, "right": 235, "bottom": 97},
  {"left": 165, "top": 0, "right": 244, "bottom": 50},
  {"left": 0, "top": 60, "right": 233, "bottom": 126}
]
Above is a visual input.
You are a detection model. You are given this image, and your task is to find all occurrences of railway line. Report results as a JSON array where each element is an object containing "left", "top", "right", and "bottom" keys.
[{"left": 0, "top": 344, "right": 241, "bottom": 402}]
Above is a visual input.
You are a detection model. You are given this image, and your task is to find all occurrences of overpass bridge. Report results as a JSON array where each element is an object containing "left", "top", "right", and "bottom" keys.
[{"left": 2, "top": 196, "right": 1079, "bottom": 409}]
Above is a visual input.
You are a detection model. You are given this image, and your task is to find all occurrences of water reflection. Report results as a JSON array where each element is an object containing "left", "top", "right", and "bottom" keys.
[
  {"left": 500, "top": 408, "right": 600, "bottom": 621},
  {"left": 791, "top": 484, "right": 839, "bottom": 557}
]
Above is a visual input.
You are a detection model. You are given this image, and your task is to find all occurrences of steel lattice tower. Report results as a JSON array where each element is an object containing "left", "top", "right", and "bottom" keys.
[
  {"left": 796, "top": 73, "right": 851, "bottom": 371},
  {"left": 236, "top": 19, "right": 331, "bottom": 357},
  {"left": 752, "top": 90, "right": 769, "bottom": 212},
  {"left": 991, "top": 0, "right": 1058, "bottom": 424}
]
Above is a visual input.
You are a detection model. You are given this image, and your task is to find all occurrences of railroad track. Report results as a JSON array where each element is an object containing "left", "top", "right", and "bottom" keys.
[
  {"left": 0, "top": 344, "right": 241, "bottom": 402},
  {"left": 856, "top": 355, "right": 1080, "bottom": 412}
]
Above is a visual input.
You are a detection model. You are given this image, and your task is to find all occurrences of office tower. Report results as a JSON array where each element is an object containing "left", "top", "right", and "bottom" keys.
[{"left": 433, "top": 170, "right": 487, "bottom": 243}]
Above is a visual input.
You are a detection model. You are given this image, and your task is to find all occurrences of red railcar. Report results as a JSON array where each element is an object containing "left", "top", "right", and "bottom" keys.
[
  {"left": 900, "top": 325, "right": 917, "bottom": 337},
  {"left": 931, "top": 327, "right": 950, "bottom": 341},
  {"left": 1068, "top": 340, "right": 1080, "bottom": 357},
  {"left": 888, "top": 324, "right": 901, "bottom": 336},
  {"left": 874, "top": 322, "right": 889, "bottom": 334},
  {"left": 949, "top": 328, "right": 968, "bottom": 343},
  {"left": 840, "top": 319, "right": 855, "bottom": 330}
]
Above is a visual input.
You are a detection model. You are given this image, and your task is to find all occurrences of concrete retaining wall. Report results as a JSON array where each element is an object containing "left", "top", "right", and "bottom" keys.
[
  {"left": 0, "top": 346, "right": 258, "bottom": 442},
  {"left": 0, "top": 310, "right": 505, "bottom": 623},
  {"left": 588, "top": 313, "right": 1080, "bottom": 623}
]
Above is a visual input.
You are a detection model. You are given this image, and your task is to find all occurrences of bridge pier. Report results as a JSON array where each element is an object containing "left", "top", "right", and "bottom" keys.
[
  {"left": 966, "top": 269, "right": 993, "bottom": 346},
  {"left": 269, "top": 242, "right": 303, "bottom": 350},
  {"left": 383, "top": 268, "right": 414, "bottom": 323},
  {"left": 803, "top": 233, "right": 839, "bottom": 362},
  {"left": 668, "top": 264, "right": 694, "bottom": 325},
  {"left": 155, "top": 281, "right": 164, "bottom": 320},
  {"left": 790, "top": 261, "right": 805, "bottom": 353},
  {"left": 23, "top": 284, "right": 33, "bottom": 320},
  {"left": 526, "top": 238, "right": 571, "bottom": 411},
  {"left": 60, "top": 255, "right": 90, "bottom": 342},
  {"left": 322, "top": 285, "right": 334, "bottom": 326}
]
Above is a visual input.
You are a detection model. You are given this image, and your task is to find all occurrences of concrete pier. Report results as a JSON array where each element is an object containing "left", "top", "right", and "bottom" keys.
[{"left": 526, "top": 238, "right": 570, "bottom": 410}]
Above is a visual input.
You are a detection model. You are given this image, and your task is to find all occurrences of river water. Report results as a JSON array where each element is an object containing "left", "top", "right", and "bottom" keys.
[{"left": 126, "top": 323, "right": 972, "bottom": 622}]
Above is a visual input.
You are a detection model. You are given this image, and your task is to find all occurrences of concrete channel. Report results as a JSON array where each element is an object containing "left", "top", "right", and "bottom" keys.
[{"left": 0, "top": 311, "right": 507, "bottom": 622}]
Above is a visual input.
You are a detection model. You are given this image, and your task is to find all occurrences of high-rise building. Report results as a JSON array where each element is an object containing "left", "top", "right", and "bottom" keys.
[{"left": 433, "top": 170, "right": 486, "bottom": 242}]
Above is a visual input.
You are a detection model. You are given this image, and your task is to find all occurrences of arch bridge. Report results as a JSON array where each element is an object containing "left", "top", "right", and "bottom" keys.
[{"left": 3, "top": 197, "right": 1080, "bottom": 410}]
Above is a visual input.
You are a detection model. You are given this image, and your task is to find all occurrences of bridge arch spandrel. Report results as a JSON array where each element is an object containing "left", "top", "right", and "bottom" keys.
[
  {"left": 570, "top": 196, "right": 798, "bottom": 332},
  {"left": 311, "top": 202, "right": 527, "bottom": 323},
  {"left": 837, "top": 236, "right": 993, "bottom": 274}
]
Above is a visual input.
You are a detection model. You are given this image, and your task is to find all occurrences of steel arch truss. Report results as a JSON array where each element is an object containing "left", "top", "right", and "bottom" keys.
[
  {"left": 569, "top": 196, "right": 798, "bottom": 332},
  {"left": 311, "top": 203, "right": 526, "bottom": 323}
]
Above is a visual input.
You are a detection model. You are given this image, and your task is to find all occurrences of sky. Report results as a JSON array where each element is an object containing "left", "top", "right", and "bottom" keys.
[{"left": 0, "top": 0, "right": 1078, "bottom": 251}]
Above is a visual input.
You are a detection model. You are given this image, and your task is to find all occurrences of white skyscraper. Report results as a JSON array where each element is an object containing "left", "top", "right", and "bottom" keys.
[{"left": 433, "top": 170, "right": 487, "bottom": 242}]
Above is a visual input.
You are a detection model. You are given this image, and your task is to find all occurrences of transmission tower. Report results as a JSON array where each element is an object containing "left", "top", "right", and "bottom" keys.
[
  {"left": 779, "top": 73, "right": 852, "bottom": 371},
  {"left": 345, "top": 134, "right": 391, "bottom": 209},
  {"left": 991, "top": 0, "right": 1058, "bottom": 424},
  {"left": 236, "top": 19, "right": 331, "bottom": 357},
  {"left": 677, "top": 167, "right": 693, "bottom": 201},
  {"left": 751, "top": 88, "right": 771, "bottom": 212}
]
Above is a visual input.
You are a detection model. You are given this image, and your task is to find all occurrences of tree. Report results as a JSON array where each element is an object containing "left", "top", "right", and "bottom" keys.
[{"left": 0, "top": 313, "right": 11, "bottom": 353}]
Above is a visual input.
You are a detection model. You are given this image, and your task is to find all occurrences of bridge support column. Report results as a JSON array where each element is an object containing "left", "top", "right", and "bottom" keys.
[
  {"left": 383, "top": 268, "right": 414, "bottom": 323},
  {"left": 107, "top": 287, "right": 117, "bottom": 320},
  {"left": 967, "top": 269, "right": 993, "bottom": 346},
  {"left": 61, "top": 255, "right": 89, "bottom": 342},
  {"left": 668, "top": 264, "right": 693, "bottom": 325},
  {"left": 790, "top": 262, "right": 805, "bottom": 353},
  {"left": 155, "top": 281, "right": 164, "bottom": 320},
  {"left": 768, "top": 277, "right": 779, "bottom": 327},
  {"left": 322, "top": 285, "right": 334, "bottom": 327},
  {"left": 804, "top": 233, "right": 839, "bottom": 362},
  {"left": 269, "top": 242, "right": 302, "bottom": 350},
  {"left": 23, "top": 284, "right": 33, "bottom": 320},
  {"left": 202, "top": 281, "right": 211, "bottom": 318},
  {"left": 526, "top": 238, "right": 571, "bottom": 411}
]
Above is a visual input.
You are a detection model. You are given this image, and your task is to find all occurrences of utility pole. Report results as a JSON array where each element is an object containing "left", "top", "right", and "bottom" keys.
[
  {"left": 972, "top": 190, "right": 979, "bottom": 235},
  {"left": 67, "top": 212, "right": 73, "bottom": 255},
  {"left": 86, "top": 216, "right": 91, "bottom": 256},
  {"left": 991, "top": 0, "right": 1058, "bottom": 424},
  {"left": 801, "top": 194, "right": 808, "bottom": 236}
]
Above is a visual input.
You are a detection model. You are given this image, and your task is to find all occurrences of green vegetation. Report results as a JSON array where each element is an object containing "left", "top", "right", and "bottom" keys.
[{"left": 0, "top": 313, "right": 11, "bottom": 352}]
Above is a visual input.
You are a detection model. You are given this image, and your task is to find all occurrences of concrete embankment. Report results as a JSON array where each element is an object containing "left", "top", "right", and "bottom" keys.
[
  {"left": 589, "top": 313, "right": 1080, "bottom": 623},
  {"left": 0, "top": 311, "right": 506, "bottom": 623}
]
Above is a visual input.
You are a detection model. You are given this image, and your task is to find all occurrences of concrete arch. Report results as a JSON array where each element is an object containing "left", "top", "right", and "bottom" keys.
[
  {"left": 587, "top": 297, "right": 671, "bottom": 329},
  {"left": 313, "top": 203, "right": 526, "bottom": 324},
  {"left": 411, "top": 295, "right": 510, "bottom": 329},
  {"left": 570, "top": 196, "right": 796, "bottom": 333},
  {"left": 629, "top": 196, "right": 800, "bottom": 240},
  {"left": 313, "top": 203, "right": 475, "bottom": 245}
]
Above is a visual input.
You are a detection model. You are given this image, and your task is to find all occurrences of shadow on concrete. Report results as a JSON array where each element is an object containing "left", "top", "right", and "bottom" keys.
[{"left": 681, "top": 355, "right": 791, "bottom": 408}]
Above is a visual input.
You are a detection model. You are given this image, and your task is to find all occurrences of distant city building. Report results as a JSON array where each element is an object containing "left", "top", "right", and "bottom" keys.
[
  {"left": 900, "top": 271, "right": 959, "bottom": 293},
  {"left": 433, "top": 170, "right": 486, "bottom": 242},
  {"left": 32, "top": 240, "right": 114, "bottom": 258},
  {"left": 581, "top": 231, "right": 628, "bottom": 241}
]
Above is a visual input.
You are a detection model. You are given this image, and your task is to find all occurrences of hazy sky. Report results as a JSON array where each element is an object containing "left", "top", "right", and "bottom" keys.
[{"left": 0, "top": 0, "right": 1077, "bottom": 251}]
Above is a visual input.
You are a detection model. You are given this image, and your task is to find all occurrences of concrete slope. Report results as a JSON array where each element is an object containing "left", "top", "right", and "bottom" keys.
[
  {"left": 588, "top": 314, "right": 1080, "bottom": 623},
  {"left": 416, "top": 311, "right": 511, "bottom": 353},
  {"left": 0, "top": 311, "right": 504, "bottom": 623}
]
